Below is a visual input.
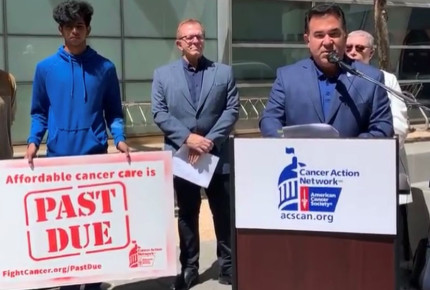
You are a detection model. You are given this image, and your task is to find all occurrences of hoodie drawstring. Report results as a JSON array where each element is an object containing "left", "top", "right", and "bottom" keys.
[
  {"left": 81, "top": 62, "right": 87, "bottom": 102},
  {"left": 69, "top": 55, "right": 74, "bottom": 99},
  {"left": 68, "top": 55, "right": 87, "bottom": 103}
]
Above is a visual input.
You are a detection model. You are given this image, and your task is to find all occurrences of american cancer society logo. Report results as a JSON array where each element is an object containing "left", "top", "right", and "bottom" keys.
[{"left": 278, "top": 147, "right": 359, "bottom": 216}]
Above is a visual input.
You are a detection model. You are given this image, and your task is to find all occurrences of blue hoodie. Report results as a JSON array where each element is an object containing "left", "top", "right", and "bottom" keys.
[{"left": 28, "top": 46, "right": 125, "bottom": 157}]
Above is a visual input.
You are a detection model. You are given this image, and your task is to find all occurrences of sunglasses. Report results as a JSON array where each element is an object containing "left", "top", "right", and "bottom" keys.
[{"left": 346, "top": 44, "right": 370, "bottom": 53}]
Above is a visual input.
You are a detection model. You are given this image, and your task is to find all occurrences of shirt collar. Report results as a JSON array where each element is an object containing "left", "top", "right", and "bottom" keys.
[
  {"left": 181, "top": 56, "right": 206, "bottom": 71},
  {"left": 312, "top": 58, "right": 340, "bottom": 81}
]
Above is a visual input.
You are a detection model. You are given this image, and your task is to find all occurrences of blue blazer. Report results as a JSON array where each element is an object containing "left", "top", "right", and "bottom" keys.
[
  {"left": 151, "top": 57, "right": 239, "bottom": 174},
  {"left": 260, "top": 58, "right": 394, "bottom": 138}
]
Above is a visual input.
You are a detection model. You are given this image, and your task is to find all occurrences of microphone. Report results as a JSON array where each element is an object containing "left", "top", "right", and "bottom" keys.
[
  {"left": 327, "top": 51, "right": 341, "bottom": 64},
  {"left": 326, "top": 51, "right": 425, "bottom": 108},
  {"left": 327, "top": 51, "right": 361, "bottom": 76}
]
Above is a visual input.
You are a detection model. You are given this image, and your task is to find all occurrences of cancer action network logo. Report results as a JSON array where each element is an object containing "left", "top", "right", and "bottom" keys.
[{"left": 277, "top": 147, "right": 360, "bottom": 223}]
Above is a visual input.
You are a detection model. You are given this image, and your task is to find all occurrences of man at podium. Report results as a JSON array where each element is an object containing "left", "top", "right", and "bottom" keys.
[{"left": 259, "top": 3, "right": 394, "bottom": 138}]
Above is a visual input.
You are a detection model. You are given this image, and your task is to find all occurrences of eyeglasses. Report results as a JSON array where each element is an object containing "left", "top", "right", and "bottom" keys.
[
  {"left": 346, "top": 44, "right": 370, "bottom": 53},
  {"left": 178, "top": 34, "right": 205, "bottom": 42}
]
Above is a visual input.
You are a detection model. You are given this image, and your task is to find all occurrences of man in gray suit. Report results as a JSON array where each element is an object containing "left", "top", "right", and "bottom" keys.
[{"left": 151, "top": 19, "right": 239, "bottom": 290}]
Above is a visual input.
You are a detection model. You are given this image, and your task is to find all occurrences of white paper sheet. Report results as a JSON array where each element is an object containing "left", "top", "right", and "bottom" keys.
[{"left": 173, "top": 145, "right": 220, "bottom": 188}]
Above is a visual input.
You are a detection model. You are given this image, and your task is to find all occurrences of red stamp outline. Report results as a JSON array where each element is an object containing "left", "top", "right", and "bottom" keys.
[{"left": 24, "top": 182, "right": 130, "bottom": 261}]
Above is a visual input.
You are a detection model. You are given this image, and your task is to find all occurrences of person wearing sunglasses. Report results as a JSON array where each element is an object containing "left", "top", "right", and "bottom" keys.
[
  {"left": 346, "top": 30, "right": 408, "bottom": 148},
  {"left": 346, "top": 29, "right": 412, "bottom": 263}
]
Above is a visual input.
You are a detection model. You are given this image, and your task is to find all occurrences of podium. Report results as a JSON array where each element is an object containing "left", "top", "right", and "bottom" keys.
[{"left": 231, "top": 138, "right": 398, "bottom": 290}]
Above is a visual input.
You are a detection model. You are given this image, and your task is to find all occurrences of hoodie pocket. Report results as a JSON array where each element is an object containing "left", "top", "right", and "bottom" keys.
[{"left": 46, "top": 128, "right": 107, "bottom": 156}]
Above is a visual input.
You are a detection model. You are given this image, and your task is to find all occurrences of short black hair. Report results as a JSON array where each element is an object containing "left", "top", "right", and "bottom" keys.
[
  {"left": 53, "top": 0, "right": 94, "bottom": 27},
  {"left": 304, "top": 3, "right": 346, "bottom": 34}
]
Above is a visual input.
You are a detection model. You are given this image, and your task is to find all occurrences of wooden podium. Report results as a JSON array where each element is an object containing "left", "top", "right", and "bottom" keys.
[{"left": 231, "top": 138, "right": 398, "bottom": 290}]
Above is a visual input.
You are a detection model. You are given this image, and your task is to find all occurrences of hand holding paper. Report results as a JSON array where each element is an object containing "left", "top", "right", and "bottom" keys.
[
  {"left": 188, "top": 148, "right": 201, "bottom": 165},
  {"left": 173, "top": 145, "right": 219, "bottom": 188},
  {"left": 185, "top": 133, "right": 214, "bottom": 153}
]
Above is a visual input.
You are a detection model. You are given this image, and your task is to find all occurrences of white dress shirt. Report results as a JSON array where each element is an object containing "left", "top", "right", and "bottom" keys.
[{"left": 382, "top": 70, "right": 409, "bottom": 148}]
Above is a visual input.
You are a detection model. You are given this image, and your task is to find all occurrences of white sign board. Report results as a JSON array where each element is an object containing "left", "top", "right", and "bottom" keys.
[
  {"left": 0, "top": 152, "right": 176, "bottom": 290},
  {"left": 234, "top": 138, "right": 397, "bottom": 235}
]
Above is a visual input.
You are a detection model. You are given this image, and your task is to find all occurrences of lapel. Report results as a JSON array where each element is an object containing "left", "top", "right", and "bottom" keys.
[
  {"left": 172, "top": 59, "right": 196, "bottom": 110},
  {"left": 325, "top": 71, "right": 354, "bottom": 123},
  {"left": 197, "top": 59, "right": 217, "bottom": 112},
  {"left": 303, "top": 59, "right": 324, "bottom": 122}
]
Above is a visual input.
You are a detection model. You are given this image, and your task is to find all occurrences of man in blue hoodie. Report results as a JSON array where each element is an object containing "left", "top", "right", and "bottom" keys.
[
  {"left": 25, "top": 1, "right": 128, "bottom": 290},
  {"left": 26, "top": 0, "right": 129, "bottom": 166}
]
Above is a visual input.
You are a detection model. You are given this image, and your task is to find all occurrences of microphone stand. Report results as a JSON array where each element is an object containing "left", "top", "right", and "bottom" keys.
[
  {"left": 334, "top": 59, "right": 430, "bottom": 131},
  {"left": 337, "top": 61, "right": 425, "bottom": 109}
]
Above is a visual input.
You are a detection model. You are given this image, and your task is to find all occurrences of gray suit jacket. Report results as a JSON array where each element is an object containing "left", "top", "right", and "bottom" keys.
[{"left": 151, "top": 57, "right": 239, "bottom": 174}]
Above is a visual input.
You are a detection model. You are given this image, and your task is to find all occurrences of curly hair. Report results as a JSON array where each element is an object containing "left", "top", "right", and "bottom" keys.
[{"left": 53, "top": 0, "right": 94, "bottom": 27}]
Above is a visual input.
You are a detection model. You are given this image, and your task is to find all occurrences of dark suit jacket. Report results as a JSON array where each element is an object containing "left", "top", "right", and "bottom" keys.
[
  {"left": 260, "top": 58, "right": 394, "bottom": 138},
  {"left": 151, "top": 57, "right": 239, "bottom": 174}
]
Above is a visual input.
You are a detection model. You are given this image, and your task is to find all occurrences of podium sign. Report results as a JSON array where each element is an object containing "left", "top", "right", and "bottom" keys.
[
  {"left": 232, "top": 138, "right": 398, "bottom": 290},
  {"left": 0, "top": 152, "right": 176, "bottom": 290},
  {"left": 234, "top": 138, "right": 397, "bottom": 234}
]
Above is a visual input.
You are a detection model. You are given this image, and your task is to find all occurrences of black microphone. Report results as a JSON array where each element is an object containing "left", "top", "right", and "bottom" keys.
[
  {"left": 327, "top": 51, "right": 341, "bottom": 64},
  {"left": 327, "top": 51, "right": 361, "bottom": 76}
]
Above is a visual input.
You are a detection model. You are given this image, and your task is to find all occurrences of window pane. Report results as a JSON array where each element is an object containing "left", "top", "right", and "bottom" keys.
[
  {"left": 123, "top": 0, "right": 217, "bottom": 38},
  {"left": 330, "top": 4, "right": 430, "bottom": 47},
  {"left": 378, "top": 48, "right": 430, "bottom": 80},
  {"left": 233, "top": 0, "right": 311, "bottom": 43},
  {"left": 86, "top": 0, "right": 121, "bottom": 36},
  {"left": 7, "top": 37, "right": 121, "bottom": 82},
  {"left": 87, "top": 39, "right": 122, "bottom": 79},
  {"left": 7, "top": 0, "right": 60, "bottom": 35},
  {"left": 233, "top": 47, "right": 309, "bottom": 81},
  {"left": 8, "top": 37, "right": 61, "bottom": 82},
  {"left": 124, "top": 39, "right": 217, "bottom": 80},
  {"left": 336, "top": 4, "right": 374, "bottom": 33},
  {"left": 7, "top": 0, "right": 120, "bottom": 36},
  {"left": 11, "top": 84, "right": 32, "bottom": 144},
  {"left": 124, "top": 39, "right": 178, "bottom": 80},
  {"left": 385, "top": 7, "right": 430, "bottom": 46},
  {"left": 125, "top": 82, "right": 152, "bottom": 102}
]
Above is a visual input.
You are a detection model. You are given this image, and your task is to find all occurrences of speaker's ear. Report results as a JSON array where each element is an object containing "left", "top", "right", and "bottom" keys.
[{"left": 304, "top": 34, "right": 309, "bottom": 43}]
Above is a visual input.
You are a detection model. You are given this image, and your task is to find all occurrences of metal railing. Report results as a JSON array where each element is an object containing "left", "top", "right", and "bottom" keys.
[
  {"left": 122, "top": 86, "right": 428, "bottom": 133},
  {"left": 122, "top": 102, "right": 153, "bottom": 128},
  {"left": 400, "top": 82, "right": 429, "bottom": 131},
  {"left": 122, "top": 97, "right": 270, "bottom": 129}
]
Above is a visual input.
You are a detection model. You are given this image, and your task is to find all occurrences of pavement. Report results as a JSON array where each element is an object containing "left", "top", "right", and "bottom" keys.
[{"left": 108, "top": 199, "right": 231, "bottom": 290}]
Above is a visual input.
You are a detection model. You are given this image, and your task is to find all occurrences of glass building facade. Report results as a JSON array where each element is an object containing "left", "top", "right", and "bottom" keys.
[
  {"left": 4, "top": 0, "right": 430, "bottom": 145},
  {"left": 232, "top": 0, "right": 430, "bottom": 126}
]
